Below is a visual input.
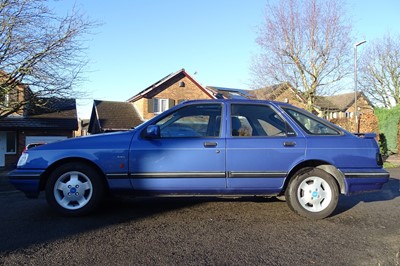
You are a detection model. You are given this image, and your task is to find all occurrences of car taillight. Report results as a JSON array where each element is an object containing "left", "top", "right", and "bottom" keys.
[{"left": 376, "top": 153, "right": 383, "bottom": 166}]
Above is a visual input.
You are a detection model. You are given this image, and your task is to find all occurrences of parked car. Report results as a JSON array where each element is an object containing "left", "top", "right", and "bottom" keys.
[{"left": 8, "top": 99, "right": 389, "bottom": 219}]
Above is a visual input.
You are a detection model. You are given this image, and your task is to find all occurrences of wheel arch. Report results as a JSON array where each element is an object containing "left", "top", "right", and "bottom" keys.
[
  {"left": 282, "top": 160, "right": 346, "bottom": 194},
  {"left": 39, "top": 157, "right": 109, "bottom": 192}
]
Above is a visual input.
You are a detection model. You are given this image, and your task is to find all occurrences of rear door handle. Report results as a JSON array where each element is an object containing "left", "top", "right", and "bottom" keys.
[
  {"left": 283, "top": 141, "right": 296, "bottom": 147},
  {"left": 204, "top": 142, "right": 218, "bottom": 148}
]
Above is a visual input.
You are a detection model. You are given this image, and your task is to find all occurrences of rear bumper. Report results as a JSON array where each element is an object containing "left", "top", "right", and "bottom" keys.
[
  {"left": 8, "top": 169, "right": 45, "bottom": 198},
  {"left": 342, "top": 169, "right": 390, "bottom": 195}
]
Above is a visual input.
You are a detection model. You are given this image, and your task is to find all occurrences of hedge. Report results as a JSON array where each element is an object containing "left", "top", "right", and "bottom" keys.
[{"left": 375, "top": 106, "right": 400, "bottom": 155}]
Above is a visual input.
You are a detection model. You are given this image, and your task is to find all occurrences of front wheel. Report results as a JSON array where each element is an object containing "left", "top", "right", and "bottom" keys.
[
  {"left": 45, "top": 163, "right": 105, "bottom": 216},
  {"left": 285, "top": 168, "right": 339, "bottom": 219}
]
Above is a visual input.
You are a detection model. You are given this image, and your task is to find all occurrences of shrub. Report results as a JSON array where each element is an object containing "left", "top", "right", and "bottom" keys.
[{"left": 375, "top": 106, "right": 400, "bottom": 155}]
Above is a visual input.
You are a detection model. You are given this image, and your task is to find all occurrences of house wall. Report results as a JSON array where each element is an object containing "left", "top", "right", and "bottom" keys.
[
  {"left": 132, "top": 76, "right": 213, "bottom": 120},
  {"left": 346, "top": 95, "right": 375, "bottom": 115},
  {"left": 327, "top": 96, "right": 377, "bottom": 133}
]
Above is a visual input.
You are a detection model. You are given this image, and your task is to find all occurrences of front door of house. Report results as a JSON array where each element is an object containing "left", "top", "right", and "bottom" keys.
[{"left": 0, "top": 132, "right": 6, "bottom": 167}]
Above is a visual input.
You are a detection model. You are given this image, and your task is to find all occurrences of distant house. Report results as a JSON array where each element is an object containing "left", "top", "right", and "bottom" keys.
[
  {"left": 250, "top": 83, "right": 376, "bottom": 132},
  {"left": 127, "top": 69, "right": 216, "bottom": 120},
  {"left": 88, "top": 69, "right": 377, "bottom": 136},
  {"left": 315, "top": 92, "right": 374, "bottom": 119},
  {"left": 0, "top": 97, "right": 78, "bottom": 169},
  {"left": 88, "top": 100, "right": 143, "bottom": 134}
]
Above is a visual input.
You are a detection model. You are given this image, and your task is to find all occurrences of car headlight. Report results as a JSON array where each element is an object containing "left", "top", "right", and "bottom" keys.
[{"left": 17, "top": 153, "right": 29, "bottom": 167}]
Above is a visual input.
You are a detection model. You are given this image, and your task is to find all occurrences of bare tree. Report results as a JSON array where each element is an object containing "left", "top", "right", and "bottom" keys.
[
  {"left": 359, "top": 34, "right": 400, "bottom": 108},
  {"left": 251, "top": 0, "right": 352, "bottom": 110},
  {"left": 0, "top": 0, "right": 96, "bottom": 118}
]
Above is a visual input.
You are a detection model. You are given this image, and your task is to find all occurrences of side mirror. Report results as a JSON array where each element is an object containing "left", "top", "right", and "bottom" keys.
[{"left": 145, "top": 125, "right": 160, "bottom": 139}]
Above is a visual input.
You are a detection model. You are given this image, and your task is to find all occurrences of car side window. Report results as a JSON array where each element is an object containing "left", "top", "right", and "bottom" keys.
[
  {"left": 231, "top": 104, "right": 289, "bottom": 137},
  {"left": 155, "top": 104, "right": 222, "bottom": 138},
  {"left": 283, "top": 107, "right": 340, "bottom": 135}
]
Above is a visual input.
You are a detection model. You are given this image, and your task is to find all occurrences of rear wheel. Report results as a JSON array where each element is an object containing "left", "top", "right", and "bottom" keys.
[
  {"left": 285, "top": 168, "right": 339, "bottom": 219},
  {"left": 45, "top": 163, "right": 105, "bottom": 216}
]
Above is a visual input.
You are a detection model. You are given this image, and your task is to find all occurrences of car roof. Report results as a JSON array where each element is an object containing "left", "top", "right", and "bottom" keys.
[{"left": 181, "top": 98, "right": 292, "bottom": 108}]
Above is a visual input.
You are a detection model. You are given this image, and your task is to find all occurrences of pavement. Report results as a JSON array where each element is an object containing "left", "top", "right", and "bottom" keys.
[
  {"left": 386, "top": 154, "right": 400, "bottom": 164},
  {"left": 0, "top": 169, "right": 17, "bottom": 192}
]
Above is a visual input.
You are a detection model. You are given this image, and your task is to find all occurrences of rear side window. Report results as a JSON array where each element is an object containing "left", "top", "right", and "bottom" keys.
[
  {"left": 283, "top": 107, "right": 341, "bottom": 135},
  {"left": 230, "top": 104, "right": 293, "bottom": 137}
]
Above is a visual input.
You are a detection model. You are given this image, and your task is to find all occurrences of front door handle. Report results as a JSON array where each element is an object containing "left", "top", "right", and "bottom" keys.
[
  {"left": 204, "top": 142, "right": 218, "bottom": 148},
  {"left": 283, "top": 141, "right": 296, "bottom": 147}
]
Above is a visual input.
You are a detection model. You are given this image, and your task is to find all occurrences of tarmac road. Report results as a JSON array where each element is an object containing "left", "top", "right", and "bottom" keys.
[{"left": 0, "top": 169, "right": 399, "bottom": 265}]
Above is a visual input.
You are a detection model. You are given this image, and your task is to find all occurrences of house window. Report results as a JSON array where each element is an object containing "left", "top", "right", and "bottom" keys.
[
  {"left": 154, "top": 98, "right": 169, "bottom": 113},
  {"left": 6, "top": 132, "right": 16, "bottom": 153},
  {"left": 148, "top": 98, "right": 175, "bottom": 114}
]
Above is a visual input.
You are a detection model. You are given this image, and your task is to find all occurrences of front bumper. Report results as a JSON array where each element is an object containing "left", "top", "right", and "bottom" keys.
[
  {"left": 8, "top": 169, "right": 45, "bottom": 198},
  {"left": 342, "top": 169, "right": 390, "bottom": 195}
]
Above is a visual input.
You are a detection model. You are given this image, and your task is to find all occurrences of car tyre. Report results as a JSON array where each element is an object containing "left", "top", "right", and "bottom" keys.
[
  {"left": 45, "top": 163, "right": 105, "bottom": 216},
  {"left": 285, "top": 168, "right": 339, "bottom": 219}
]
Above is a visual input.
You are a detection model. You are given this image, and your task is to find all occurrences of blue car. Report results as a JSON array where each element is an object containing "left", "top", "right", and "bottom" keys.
[{"left": 9, "top": 99, "right": 389, "bottom": 219}]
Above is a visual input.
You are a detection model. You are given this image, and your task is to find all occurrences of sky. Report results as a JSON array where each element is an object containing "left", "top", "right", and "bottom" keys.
[{"left": 50, "top": 0, "right": 400, "bottom": 118}]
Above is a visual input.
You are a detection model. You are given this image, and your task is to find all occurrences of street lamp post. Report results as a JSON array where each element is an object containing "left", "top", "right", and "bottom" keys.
[{"left": 354, "top": 40, "right": 366, "bottom": 133}]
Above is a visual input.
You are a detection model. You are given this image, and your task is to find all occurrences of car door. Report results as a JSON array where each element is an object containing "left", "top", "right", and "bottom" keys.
[
  {"left": 226, "top": 103, "right": 306, "bottom": 193},
  {"left": 129, "top": 103, "right": 227, "bottom": 193}
]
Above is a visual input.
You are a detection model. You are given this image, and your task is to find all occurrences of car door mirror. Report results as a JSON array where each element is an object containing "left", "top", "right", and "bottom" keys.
[{"left": 145, "top": 125, "right": 161, "bottom": 139}]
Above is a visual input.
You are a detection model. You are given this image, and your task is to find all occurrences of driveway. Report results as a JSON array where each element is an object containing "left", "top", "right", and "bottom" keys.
[{"left": 0, "top": 169, "right": 399, "bottom": 265}]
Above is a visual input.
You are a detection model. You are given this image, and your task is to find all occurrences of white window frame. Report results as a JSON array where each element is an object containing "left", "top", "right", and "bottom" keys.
[{"left": 154, "top": 98, "right": 169, "bottom": 114}]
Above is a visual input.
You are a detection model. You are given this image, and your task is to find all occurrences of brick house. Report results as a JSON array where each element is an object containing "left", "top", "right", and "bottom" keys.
[
  {"left": 250, "top": 83, "right": 377, "bottom": 133},
  {"left": 0, "top": 97, "right": 78, "bottom": 169},
  {"left": 127, "top": 69, "right": 216, "bottom": 120},
  {"left": 90, "top": 69, "right": 377, "bottom": 136},
  {"left": 250, "top": 83, "right": 308, "bottom": 111}
]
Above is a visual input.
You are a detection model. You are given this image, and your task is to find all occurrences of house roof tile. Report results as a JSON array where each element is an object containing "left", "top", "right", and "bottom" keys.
[
  {"left": 90, "top": 100, "right": 143, "bottom": 132},
  {"left": 127, "top": 68, "right": 215, "bottom": 102},
  {"left": 315, "top": 92, "right": 368, "bottom": 111},
  {"left": 0, "top": 97, "right": 78, "bottom": 130},
  {"left": 251, "top": 83, "right": 306, "bottom": 102}
]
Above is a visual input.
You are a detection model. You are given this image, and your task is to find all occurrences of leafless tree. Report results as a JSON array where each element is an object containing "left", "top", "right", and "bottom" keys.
[
  {"left": 251, "top": 0, "right": 352, "bottom": 110},
  {"left": 359, "top": 34, "right": 400, "bottom": 108},
  {"left": 0, "top": 0, "right": 96, "bottom": 118}
]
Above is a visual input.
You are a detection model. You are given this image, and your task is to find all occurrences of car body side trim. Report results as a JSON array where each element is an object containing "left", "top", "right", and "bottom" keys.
[
  {"left": 343, "top": 172, "right": 389, "bottom": 178},
  {"left": 228, "top": 172, "right": 287, "bottom": 178},
  {"left": 106, "top": 173, "right": 129, "bottom": 179},
  {"left": 128, "top": 172, "right": 226, "bottom": 179},
  {"left": 108, "top": 172, "right": 289, "bottom": 179}
]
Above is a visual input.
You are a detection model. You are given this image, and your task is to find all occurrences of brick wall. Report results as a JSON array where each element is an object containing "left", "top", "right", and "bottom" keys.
[{"left": 133, "top": 76, "right": 213, "bottom": 120}]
